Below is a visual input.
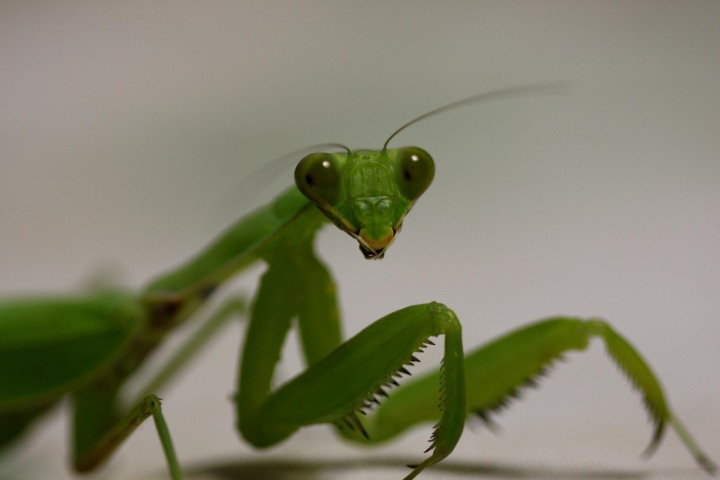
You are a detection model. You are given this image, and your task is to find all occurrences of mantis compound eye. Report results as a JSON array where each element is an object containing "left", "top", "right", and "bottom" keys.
[
  {"left": 295, "top": 152, "right": 341, "bottom": 206},
  {"left": 395, "top": 147, "right": 435, "bottom": 202}
]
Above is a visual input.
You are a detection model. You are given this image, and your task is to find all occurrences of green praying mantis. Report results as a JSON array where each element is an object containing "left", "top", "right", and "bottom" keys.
[{"left": 0, "top": 87, "right": 716, "bottom": 480}]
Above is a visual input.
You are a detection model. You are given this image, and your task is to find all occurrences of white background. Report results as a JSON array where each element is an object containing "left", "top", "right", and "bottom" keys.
[{"left": 1, "top": 2, "right": 718, "bottom": 479}]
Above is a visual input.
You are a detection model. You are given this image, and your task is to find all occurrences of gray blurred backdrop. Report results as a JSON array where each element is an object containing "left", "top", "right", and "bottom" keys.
[{"left": 1, "top": 2, "right": 718, "bottom": 479}]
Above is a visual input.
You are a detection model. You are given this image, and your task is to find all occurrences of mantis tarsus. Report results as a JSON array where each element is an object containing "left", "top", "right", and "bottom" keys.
[{"left": 0, "top": 86, "right": 716, "bottom": 480}]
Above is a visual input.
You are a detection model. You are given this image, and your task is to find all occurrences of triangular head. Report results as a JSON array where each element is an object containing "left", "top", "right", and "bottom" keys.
[{"left": 295, "top": 147, "right": 434, "bottom": 259}]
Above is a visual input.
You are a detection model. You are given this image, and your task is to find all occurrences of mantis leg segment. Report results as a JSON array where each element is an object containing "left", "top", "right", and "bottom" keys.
[
  {"left": 236, "top": 262, "right": 298, "bottom": 446},
  {"left": 363, "top": 317, "right": 716, "bottom": 474},
  {"left": 73, "top": 392, "right": 181, "bottom": 480},
  {"left": 668, "top": 415, "right": 717, "bottom": 474},
  {"left": 586, "top": 319, "right": 717, "bottom": 474},
  {"left": 236, "top": 219, "right": 341, "bottom": 445},
  {"left": 245, "top": 301, "right": 465, "bottom": 480},
  {"left": 295, "top": 253, "right": 342, "bottom": 366}
]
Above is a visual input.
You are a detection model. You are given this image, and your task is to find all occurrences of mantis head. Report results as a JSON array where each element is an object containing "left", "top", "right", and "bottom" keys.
[
  {"left": 294, "top": 84, "right": 565, "bottom": 259},
  {"left": 295, "top": 147, "right": 435, "bottom": 259}
]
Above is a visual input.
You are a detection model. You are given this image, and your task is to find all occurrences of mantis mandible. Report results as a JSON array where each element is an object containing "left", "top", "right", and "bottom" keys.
[{"left": 0, "top": 87, "right": 716, "bottom": 480}]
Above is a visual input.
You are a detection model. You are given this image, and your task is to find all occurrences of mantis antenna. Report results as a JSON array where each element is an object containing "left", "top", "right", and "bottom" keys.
[
  {"left": 214, "top": 142, "right": 351, "bottom": 220},
  {"left": 383, "top": 83, "right": 568, "bottom": 150},
  {"left": 218, "top": 85, "right": 565, "bottom": 220},
  {"left": 236, "top": 142, "right": 351, "bottom": 190}
]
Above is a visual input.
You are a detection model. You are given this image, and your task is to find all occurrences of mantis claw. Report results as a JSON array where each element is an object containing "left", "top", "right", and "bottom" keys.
[{"left": 337, "top": 412, "right": 369, "bottom": 439}]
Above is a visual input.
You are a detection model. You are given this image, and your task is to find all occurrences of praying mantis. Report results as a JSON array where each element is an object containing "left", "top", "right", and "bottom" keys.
[{"left": 0, "top": 87, "right": 716, "bottom": 480}]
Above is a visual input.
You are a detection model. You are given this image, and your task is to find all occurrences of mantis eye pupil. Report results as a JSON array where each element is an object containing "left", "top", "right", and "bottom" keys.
[{"left": 404, "top": 166, "right": 413, "bottom": 181}]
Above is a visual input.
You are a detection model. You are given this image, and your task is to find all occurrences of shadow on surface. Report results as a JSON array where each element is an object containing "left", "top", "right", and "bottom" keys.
[{"left": 187, "top": 456, "right": 662, "bottom": 480}]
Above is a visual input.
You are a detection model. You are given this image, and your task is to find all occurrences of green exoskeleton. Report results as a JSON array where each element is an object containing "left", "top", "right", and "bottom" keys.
[{"left": 0, "top": 87, "right": 716, "bottom": 480}]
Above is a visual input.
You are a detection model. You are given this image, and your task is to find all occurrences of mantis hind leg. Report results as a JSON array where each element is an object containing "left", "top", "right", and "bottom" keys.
[
  {"left": 72, "top": 389, "right": 181, "bottom": 479},
  {"left": 71, "top": 294, "right": 247, "bottom": 479},
  {"left": 360, "top": 317, "right": 717, "bottom": 474}
]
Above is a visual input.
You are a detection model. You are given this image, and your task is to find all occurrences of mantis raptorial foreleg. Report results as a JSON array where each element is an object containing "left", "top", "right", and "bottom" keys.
[
  {"left": 241, "top": 295, "right": 466, "bottom": 480},
  {"left": 235, "top": 209, "right": 350, "bottom": 444},
  {"left": 230, "top": 211, "right": 467, "bottom": 479}
]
